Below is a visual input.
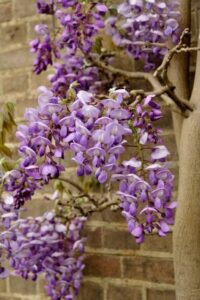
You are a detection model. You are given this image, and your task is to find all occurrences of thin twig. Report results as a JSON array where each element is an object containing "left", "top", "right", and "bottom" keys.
[
  {"left": 175, "top": 46, "right": 200, "bottom": 53},
  {"left": 88, "top": 57, "right": 150, "bottom": 80},
  {"left": 59, "top": 178, "right": 84, "bottom": 193},
  {"left": 154, "top": 28, "right": 190, "bottom": 79},
  {"left": 132, "top": 41, "right": 168, "bottom": 49},
  {"left": 130, "top": 85, "right": 175, "bottom": 97},
  {"left": 87, "top": 53, "right": 193, "bottom": 113}
]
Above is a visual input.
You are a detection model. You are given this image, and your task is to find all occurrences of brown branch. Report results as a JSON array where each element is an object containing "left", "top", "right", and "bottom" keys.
[
  {"left": 87, "top": 57, "right": 150, "bottom": 80},
  {"left": 148, "top": 73, "right": 193, "bottom": 113},
  {"left": 154, "top": 28, "right": 191, "bottom": 80},
  {"left": 132, "top": 41, "right": 168, "bottom": 49},
  {"left": 87, "top": 54, "right": 193, "bottom": 113},
  {"left": 130, "top": 85, "right": 175, "bottom": 97},
  {"left": 175, "top": 46, "right": 200, "bottom": 53},
  {"left": 59, "top": 177, "right": 84, "bottom": 193}
]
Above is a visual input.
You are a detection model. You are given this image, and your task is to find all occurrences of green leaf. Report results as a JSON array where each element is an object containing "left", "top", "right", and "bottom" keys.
[
  {"left": 93, "top": 37, "right": 103, "bottom": 55},
  {"left": 1, "top": 159, "right": 17, "bottom": 171},
  {"left": 0, "top": 145, "right": 12, "bottom": 157},
  {"left": 108, "top": 6, "right": 117, "bottom": 16}
]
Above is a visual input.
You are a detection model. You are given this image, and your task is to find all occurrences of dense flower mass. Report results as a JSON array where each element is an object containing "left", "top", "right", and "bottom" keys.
[
  {"left": 4, "top": 87, "right": 176, "bottom": 244},
  {"left": 30, "top": 24, "right": 60, "bottom": 74},
  {"left": 32, "top": 0, "right": 108, "bottom": 96},
  {"left": 0, "top": 0, "right": 180, "bottom": 298},
  {"left": 48, "top": 55, "right": 101, "bottom": 98},
  {"left": 0, "top": 195, "right": 86, "bottom": 300},
  {"left": 105, "top": 0, "right": 180, "bottom": 70},
  {"left": 111, "top": 95, "right": 176, "bottom": 243},
  {"left": 37, "top": 0, "right": 55, "bottom": 14},
  {"left": 5, "top": 88, "right": 131, "bottom": 207}
]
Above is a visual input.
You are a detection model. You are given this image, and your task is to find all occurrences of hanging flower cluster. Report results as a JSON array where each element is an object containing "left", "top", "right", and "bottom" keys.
[
  {"left": 105, "top": 0, "right": 180, "bottom": 70},
  {"left": 36, "top": 0, "right": 55, "bottom": 14},
  {"left": 113, "top": 96, "right": 176, "bottom": 243},
  {"left": 0, "top": 0, "right": 180, "bottom": 299},
  {"left": 0, "top": 195, "right": 86, "bottom": 300},
  {"left": 49, "top": 55, "right": 100, "bottom": 98},
  {"left": 5, "top": 87, "right": 176, "bottom": 244},
  {"left": 4, "top": 88, "right": 131, "bottom": 208},
  {"left": 31, "top": 0, "right": 108, "bottom": 96},
  {"left": 30, "top": 24, "right": 60, "bottom": 74}
]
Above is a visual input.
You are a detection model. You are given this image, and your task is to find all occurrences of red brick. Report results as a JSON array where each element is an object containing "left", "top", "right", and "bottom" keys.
[
  {"left": 78, "top": 281, "right": 104, "bottom": 300},
  {"left": 0, "top": 277, "right": 7, "bottom": 292},
  {"left": 21, "top": 197, "right": 54, "bottom": 218},
  {"left": 14, "top": 94, "right": 37, "bottom": 118},
  {"left": 0, "top": 1, "right": 12, "bottom": 23},
  {"left": 0, "top": 48, "right": 33, "bottom": 70},
  {"left": 147, "top": 289, "right": 175, "bottom": 300},
  {"left": 141, "top": 233, "right": 172, "bottom": 253},
  {"left": 103, "top": 228, "right": 139, "bottom": 251},
  {"left": 9, "top": 276, "right": 37, "bottom": 295},
  {"left": 0, "top": 297, "right": 21, "bottom": 300},
  {"left": 162, "top": 133, "right": 178, "bottom": 161},
  {"left": 107, "top": 284, "right": 142, "bottom": 300},
  {"left": 95, "top": 208, "right": 124, "bottom": 223},
  {"left": 84, "top": 226, "right": 103, "bottom": 248},
  {"left": 30, "top": 70, "right": 51, "bottom": 90},
  {"left": 84, "top": 254, "right": 121, "bottom": 278},
  {"left": 13, "top": 0, "right": 36, "bottom": 18},
  {"left": 0, "top": 23, "right": 27, "bottom": 47},
  {"left": 123, "top": 256, "right": 174, "bottom": 284},
  {"left": 3, "top": 73, "right": 29, "bottom": 94},
  {"left": 37, "top": 277, "right": 46, "bottom": 295},
  {"left": 156, "top": 106, "right": 173, "bottom": 130}
]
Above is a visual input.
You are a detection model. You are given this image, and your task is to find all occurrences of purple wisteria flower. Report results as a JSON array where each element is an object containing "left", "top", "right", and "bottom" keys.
[
  {"left": 48, "top": 55, "right": 100, "bottom": 98},
  {"left": 105, "top": 0, "right": 180, "bottom": 70},
  {"left": 4, "top": 88, "right": 132, "bottom": 208},
  {"left": 31, "top": 0, "right": 108, "bottom": 96},
  {"left": 4, "top": 87, "right": 176, "bottom": 243},
  {"left": 0, "top": 196, "right": 86, "bottom": 300},
  {"left": 112, "top": 94, "right": 176, "bottom": 243},
  {"left": 30, "top": 24, "right": 60, "bottom": 74},
  {"left": 37, "top": 0, "right": 55, "bottom": 14}
]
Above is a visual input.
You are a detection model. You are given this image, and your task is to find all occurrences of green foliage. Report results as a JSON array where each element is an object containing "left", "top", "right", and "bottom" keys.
[
  {"left": 0, "top": 102, "right": 16, "bottom": 148},
  {"left": 93, "top": 37, "right": 103, "bottom": 55}
]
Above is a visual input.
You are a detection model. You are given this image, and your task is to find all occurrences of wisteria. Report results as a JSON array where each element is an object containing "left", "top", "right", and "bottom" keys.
[
  {"left": 0, "top": 0, "right": 180, "bottom": 299},
  {"left": 4, "top": 88, "right": 131, "bottom": 208},
  {"left": 31, "top": 0, "right": 108, "bottom": 96},
  {"left": 113, "top": 96, "right": 176, "bottom": 243},
  {"left": 0, "top": 195, "right": 86, "bottom": 300},
  {"left": 105, "top": 0, "right": 180, "bottom": 70},
  {"left": 5, "top": 87, "right": 176, "bottom": 244},
  {"left": 48, "top": 55, "right": 101, "bottom": 98}
]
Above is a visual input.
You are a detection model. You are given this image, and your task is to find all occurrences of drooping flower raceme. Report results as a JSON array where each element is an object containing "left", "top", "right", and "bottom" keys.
[
  {"left": 0, "top": 195, "right": 86, "bottom": 300},
  {"left": 5, "top": 87, "right": 176, "bottom": 244},
  {"left": 0, "top": 0, "right": 180, "bottom": 299},
  {"left": 105, "top": 0, "right": 180, "bottom": 70},
  {"left": 30, "top": 24, "right": 60, "bottom": 75},
  {"left": 37, "top": 0, "right": 55, "bottom": 14},
  {"left": 112, "top": 95, "right": 176, "bottom": 243},
  {"left": 31, "top": 0, "right": 108, "bottom": 97},
  {"left": 48, "top": 55, "right": 101, "bottom": 98},
  {"left": 4, "top": 88, "right": 132, "bottom": 208}
]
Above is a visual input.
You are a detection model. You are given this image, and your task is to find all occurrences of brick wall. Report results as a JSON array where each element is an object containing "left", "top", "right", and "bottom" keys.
[{"left": 0, "top": 1, "right": 198, "bottom": 300}]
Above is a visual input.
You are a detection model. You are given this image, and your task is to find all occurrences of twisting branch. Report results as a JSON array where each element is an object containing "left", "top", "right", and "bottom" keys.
[
  {"left": 175, "top": 46, "right": 200, "bottom": 53},
  {"left": 59, "top": 177, "right": 84, "bottom": 193},
  {"left": 87, "top": 51, "right": 193, "bottom": 113},
  {"left": 87, "top": 56, "right": 150, "bottom": 80},
  {"left": 130, "top": 85, "right": 175, "bottom": 97},
  {"left": 131, "top": 41, "right": 168, "bottom": 49},
  {"left": 154, "top": 28, "right": 191, "bottom": 80}
]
